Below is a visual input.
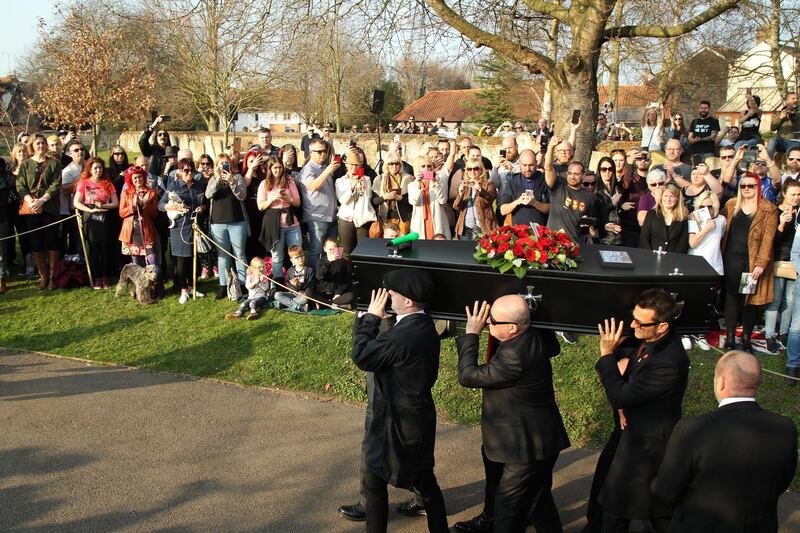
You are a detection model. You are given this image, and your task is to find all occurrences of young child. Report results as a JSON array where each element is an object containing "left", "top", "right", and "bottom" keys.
[
  {"left": 225, "top": 257, "right": 270, "bottom": 320},
  {"left": 316, "top": 237, "right": 354, "bottom": 309},
  {"left": 274, "top": 245, "right": 315, "bottom": 311}
]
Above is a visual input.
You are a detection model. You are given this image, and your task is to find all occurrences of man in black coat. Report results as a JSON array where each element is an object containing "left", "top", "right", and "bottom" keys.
[
  {"left": 453, "top": 295, "right": 570, "bottom": 533},
  {"left": 588, "top": 288, "right": 689, "bottom": 533},
  {"left": 651, "top": 350, "right": 798, "bottom": 532},
  {"left": 350, "top": 268, "right": 448, "bottom": 533}
]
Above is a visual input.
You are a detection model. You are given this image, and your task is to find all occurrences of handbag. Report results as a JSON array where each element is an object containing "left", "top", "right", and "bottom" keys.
[
  {"left": 368, "top": 218, "right": 383, "bottom": 239},
  {"left": 18, "top": 161, "right": 46, "bottom": 216},
  {"left": 194, "top": 232, "right": 211, "bottom": 254},
  {"left": 775, "top": 260, "right": 797, "bottom": 280}
]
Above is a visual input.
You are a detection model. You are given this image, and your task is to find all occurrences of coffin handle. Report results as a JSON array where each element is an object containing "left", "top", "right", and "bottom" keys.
[{"left": 521, "top": 285, "right": 543, "bottom": 311}]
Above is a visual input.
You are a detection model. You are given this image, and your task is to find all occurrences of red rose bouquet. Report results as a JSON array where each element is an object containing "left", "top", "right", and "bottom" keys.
[{"left": 474, "top": 224, "right": 580, "bottom": 279}]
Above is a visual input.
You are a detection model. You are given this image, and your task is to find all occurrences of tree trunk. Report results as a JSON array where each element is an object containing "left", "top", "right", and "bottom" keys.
[
  {"left": 607, "top": 1, "right": 624, "bottom": 108},
  {"left": 552, "top": 44, "right": 601, "bottom": 164},
  {"left": 658, "top": 38, "right": 679, "bottom": 102},
  {"left": 541, "top": 18, "right": 560, "bottom": 120},
  {"left": 769, "top": 0, "right": 787, "bottom": 97},
  {"left": 91, "top": 122, "right": 100, "bottom": 157}
]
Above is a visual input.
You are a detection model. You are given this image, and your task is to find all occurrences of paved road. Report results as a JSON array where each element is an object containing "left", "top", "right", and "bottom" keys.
[{"left": 1, "top": 349, "right": 798, "bottom": 532}]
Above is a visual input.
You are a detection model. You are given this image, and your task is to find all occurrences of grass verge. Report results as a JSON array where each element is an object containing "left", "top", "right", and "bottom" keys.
[{"left": 1, "top": 277, "right": 798, "bottom": 487}]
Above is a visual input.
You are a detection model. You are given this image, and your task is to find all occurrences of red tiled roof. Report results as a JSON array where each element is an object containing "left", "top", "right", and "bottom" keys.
[{"left": 394, "top": 83, "right": 661, "bottom": 123}]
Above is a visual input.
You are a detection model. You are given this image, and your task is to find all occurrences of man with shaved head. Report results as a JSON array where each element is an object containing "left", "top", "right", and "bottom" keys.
[
  {"left": 452, "top": 295, "right": 569, "bottom": 532},
  {"left": 498, "top": 149, "right": 550, "bottom": 227},
  {"left": 652, "top": 351, "right": 797, "bottom": 532}
]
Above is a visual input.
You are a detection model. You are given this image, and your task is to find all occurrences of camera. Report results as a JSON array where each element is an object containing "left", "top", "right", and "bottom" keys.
[
  {"left": 160, "top": 115, "right": 172, "bottom": 122},
  {"left": 742, "top": 148, "right": 759, "bottom": 164}
]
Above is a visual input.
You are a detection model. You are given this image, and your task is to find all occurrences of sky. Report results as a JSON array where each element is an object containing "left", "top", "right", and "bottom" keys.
[{"left": 0, "top": 0, "right": 62, "bottom": 75}]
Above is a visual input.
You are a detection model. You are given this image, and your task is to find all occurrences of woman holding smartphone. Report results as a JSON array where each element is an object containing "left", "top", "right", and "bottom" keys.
[
  {"left": 371, "top": 152, "right": 413, "bottom": 235},
  {"left": 335, "top": 149, "right": 376, "bottom": 258},
  {"left": 688, "top": 190, "right": 726, "bottom": 275},
  {"left": 720, "top": 172, "right": 778, "bottom": 351},
  {"left": 453, "top": 157, "right": 497, "bottom": 240},
  {"left": 763, "top": 179, "right": 800, "bottom": 352},
  {"left": 408, "top": 154, "right": 451, "bottom": 239},
  {"left": 257, "top": 156, "right": 301, "bottom": 281}
]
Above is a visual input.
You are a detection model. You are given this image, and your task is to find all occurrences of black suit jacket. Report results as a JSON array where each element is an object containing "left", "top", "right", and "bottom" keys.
[
  {"left": 351, "top": 312, "right": 441, "bottom": 489},
  {"left": 651, "top": 401, "right": 798, "bottom": 532},
  {"left": 640, "top": 210, "right": 689, "bottom": 253},
  {"left": 456, "top": 328, "right": 570, "bottom": 464},
  {"left": 595, "top": 330, "right": 689, "bottom": 519}
]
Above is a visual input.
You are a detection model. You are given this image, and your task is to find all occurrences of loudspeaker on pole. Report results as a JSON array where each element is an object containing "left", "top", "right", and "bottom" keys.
[{"left": 370, "top": 90, "right": 385, "bottom": 115}]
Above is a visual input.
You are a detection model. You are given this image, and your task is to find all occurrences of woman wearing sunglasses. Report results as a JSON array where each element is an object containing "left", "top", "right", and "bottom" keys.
[
  {"left": 637, "top": 169, "right": 667, "bottom": 227},
  {"left": 119, "top": 165, "right": 159, "bottom": 270},
  {"left": 138, "top": 115, "right": 172, "bottom": 178},
  {"left": 408, "top": 154, "right": 451, "bottom": 239},
  {"left": 640, "top": 182, "right": 689, "bottom": 253},
  {"left": 594, "top": 157, "right": 622, "bottom": 245},
  {"left": 720, "top": 172, "right": 778, "bottom": 351},
  {"left": 453, "top": 157, "right": 497, "bottom": 241}
]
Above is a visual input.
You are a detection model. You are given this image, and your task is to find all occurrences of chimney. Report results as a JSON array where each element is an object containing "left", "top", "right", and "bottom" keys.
[{"left": 755, "top": 26, "right": 770, "bottom": 45}]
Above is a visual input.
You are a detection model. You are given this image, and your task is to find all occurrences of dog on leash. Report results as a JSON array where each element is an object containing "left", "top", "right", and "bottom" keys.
[{"left": 115, "top": 264, "right": 159, "bottom": 304}]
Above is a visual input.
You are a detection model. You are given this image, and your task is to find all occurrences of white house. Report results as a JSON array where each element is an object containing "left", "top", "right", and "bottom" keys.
[
  {"left": 231, "top": 111, "right": 307, "bottom": 133},
  {"left": 718, "top": 38, "right": 798, "bottom": 132}
]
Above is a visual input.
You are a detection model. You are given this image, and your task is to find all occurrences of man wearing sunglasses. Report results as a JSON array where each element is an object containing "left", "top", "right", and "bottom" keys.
[
  {"left": 452, "top": 295, "right": 568, "bottom": 533},
  {"left": 586, "top": 289, "right": 689, "bottom": 532},
  {"left": 769, "top": 146, "right": 800, "bottom": 185}
]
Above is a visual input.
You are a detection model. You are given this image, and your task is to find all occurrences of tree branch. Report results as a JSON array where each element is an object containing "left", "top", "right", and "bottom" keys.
[
  {"left": 521, "top": 0, "right": 570, "bottom": 24},
  {"left": 604, "top": 0, "right": 739, "bottom": 39},
  {"left": 425, "top": 0, "right": 556, "bottom": 79}
]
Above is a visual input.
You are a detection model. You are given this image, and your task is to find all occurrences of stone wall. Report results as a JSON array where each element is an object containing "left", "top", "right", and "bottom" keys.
[{"left": 117, "top": 130, "right": 638, "bottom": 171}]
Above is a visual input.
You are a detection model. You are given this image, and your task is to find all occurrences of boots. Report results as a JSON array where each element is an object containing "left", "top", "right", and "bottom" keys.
[
  {"left": 724, "top": 328, "right": 736, "bottom": 350},
  {"left": 742, "top": 332, "right": 753, "bottom": 353},
  {"left": 47, "top": 250, "right": 60, "bottom": 290},
  {"left": 32, "top": 251, "right": 48, "bottom": 291},
  {"left": 785, "top": 367, "right": 799, "bottom": 387}
]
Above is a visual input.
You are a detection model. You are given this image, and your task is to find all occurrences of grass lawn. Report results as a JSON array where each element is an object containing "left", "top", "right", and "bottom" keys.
[{"left": 1, "top": 275, "right": 798, "bottom": 487}]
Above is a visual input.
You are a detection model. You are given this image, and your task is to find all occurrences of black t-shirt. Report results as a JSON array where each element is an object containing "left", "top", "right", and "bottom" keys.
[
  {"left": 726, "top": 210, "right": 753, "bottom": 257},
  {"left": 688, "top": 116, "right": 720, "bottom": 155},
  {"left": 738, "top": 114, "right": 761, "bottom": 142},
  {"left": 210, "top": 184, "right": 245, "bottom": 224},
  {"left": 775, "top": 208, "right": 798, "bottom": 261},
  {"left": 546, "top": 177, "right": 595, "bottom": 244}
]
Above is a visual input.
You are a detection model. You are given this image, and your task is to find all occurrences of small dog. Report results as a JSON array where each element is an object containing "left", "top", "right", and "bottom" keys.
[
  {"left": 166, "top": 191, "right": 185, "bottom": 228},
  {"left": 115, "top": 264, "right": 159, "bottom": 304}
]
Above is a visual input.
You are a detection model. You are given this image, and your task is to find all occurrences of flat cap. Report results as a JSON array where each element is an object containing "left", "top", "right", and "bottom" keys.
[{"left": 383, "top": 268, "right": 435, "bottom": 304}]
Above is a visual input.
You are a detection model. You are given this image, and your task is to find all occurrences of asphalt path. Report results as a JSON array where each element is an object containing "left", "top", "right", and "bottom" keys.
[{"left": 1, "top": 349, "right": 799, "bottom": 532}]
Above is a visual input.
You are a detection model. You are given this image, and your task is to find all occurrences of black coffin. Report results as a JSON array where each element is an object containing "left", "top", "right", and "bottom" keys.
[{"left": 351, "top": 239, "right": 722, "bottom": 334}]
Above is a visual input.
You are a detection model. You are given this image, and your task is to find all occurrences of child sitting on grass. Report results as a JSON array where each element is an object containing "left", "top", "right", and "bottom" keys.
[
  {"left": 316, "top": 237, "right": 354, "bottom": 309},
  {"left": 225, "top": 257, "right": 270, "bottom": 320},
  {"left": 274, "top": 245, "right": 314, "bottom": 312}
]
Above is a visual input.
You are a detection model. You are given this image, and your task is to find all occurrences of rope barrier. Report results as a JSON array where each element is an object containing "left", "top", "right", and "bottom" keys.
[
  {"left": 687, "top": 334, "right": 800, "bottom": 382},
  {"left": 0, "top": 213, "right": 80, "bottom": 241},
  {"left": 192, "top": 223, "right": 356, "bottom": 315}
]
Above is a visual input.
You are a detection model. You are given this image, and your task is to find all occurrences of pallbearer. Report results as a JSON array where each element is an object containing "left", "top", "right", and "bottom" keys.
[{"left": 350, "top": 268, "right": 448, "bottom": 533}]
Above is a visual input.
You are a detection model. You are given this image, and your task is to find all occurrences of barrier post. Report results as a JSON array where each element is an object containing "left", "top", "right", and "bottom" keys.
[
  {"left": 75, "top": 214, "right": 94, "bottom": 287},
  {"left": 192, "top": 223, "right": 198, "bottom": 301}
]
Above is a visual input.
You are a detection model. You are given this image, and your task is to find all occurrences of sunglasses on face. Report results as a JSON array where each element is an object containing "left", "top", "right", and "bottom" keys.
[
  {"left": 649, "top": 181, "right": 666, "bottom": 188},
  {"left": 488, "top": 312, "right": 517, "bottom": 326},
  {"left": 181, "top": 167, "right": 194, "bottom": 172},
  {"left": 466, "top": 167, "right": 481, "bottom": 172},
  {"left": 112, "top": 152, "right": 124, "bottom": 156},
  {"left": 631, "top": 312, "right": 662, "bottom": 328},
  {"left": 600, "top": 166, "right": 613, "bottom": 172},
  {"left": 739, "top": 183, "right": 757, "bottom": 190},
  {"left": 582, "top": 181, "right": 596, "bottom": 187}
]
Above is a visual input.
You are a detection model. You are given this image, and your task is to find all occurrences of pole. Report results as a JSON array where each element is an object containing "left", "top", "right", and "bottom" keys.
[
  {"left": 375, "top": 114, "right": 383, "bottom": 171},
  {"left": 192, "top": 222, "right": 198, "bottom": 301},
  {"left": 75, "top": 213, "right": 93, "bottom": 287}
]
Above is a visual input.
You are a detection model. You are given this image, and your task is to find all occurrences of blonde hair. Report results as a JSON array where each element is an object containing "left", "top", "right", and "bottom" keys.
[
  {"left": 10, "top": 142, "right": 29, "bottom": 167},
  {"left": 656, "top": 183, "right": 686, "bottom": 221},
  {"left": 693, "top": 190, "right": 720, "bottom": 218},
  {"left": 464, "top": 156, "right": 489, "bottom": 187},
  {"left": 247, "top": 256, "right": 266, "bottom": 276},
  {"left": 734, "top": 172, "right": 760, "bottom": 217}
]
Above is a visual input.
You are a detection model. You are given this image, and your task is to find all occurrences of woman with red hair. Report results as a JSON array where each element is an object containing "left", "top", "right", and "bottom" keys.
[
  {"left": 720, "top": 171, "right": 778, "bottom": 351},
  {"left": 73, "top": 157, "right": 119, "bottom": 288},
  {"left": 242, "top": 148, "right": 267, "bottom": 259},
  {"left": 118, "top": 165, "right": 159, "bottom": 270}
]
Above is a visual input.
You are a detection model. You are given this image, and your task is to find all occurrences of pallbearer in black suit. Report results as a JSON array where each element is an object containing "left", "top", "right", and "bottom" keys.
[
  {"left": 588, "top": 289, "right": 689, "bottom": 533},
  {"left": 652, "top": 350, "right": 798, "bottom": 532},
  {"left": 452, "top": 295, "right": 570, "bottom": 533},
  {"left": 350, "top": 268, "right": 448, "bottom": 533}
]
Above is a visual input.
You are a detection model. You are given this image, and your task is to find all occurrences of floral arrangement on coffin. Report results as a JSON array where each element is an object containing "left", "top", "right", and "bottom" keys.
[{"left": 474, "top": 224, "right": 580, "bottom": 279}]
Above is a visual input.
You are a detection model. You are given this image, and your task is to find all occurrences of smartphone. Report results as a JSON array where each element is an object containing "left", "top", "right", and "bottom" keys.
[
  {"left": 524, "top": 189, "right": 534, "bottom": 197},
  {"left": 499, "top": 149, "right": 507, "bottom": 158},
  {"left": 746, "top": 87, "right": 752, "bottom": 95},
  {"left": 571, "top": 109, "right": 581, "bottom": 125},
  {"left": 422, "top": 170, "right": 434, "bottom": 181},
  {"left": 742, "top": 149, "right": 758, "bottom": 164},
  {"left": 349, "top": 139, "right": 357, "bottom": 148},
  {"left": 232, "top": 137, "right": 242, "bottom": 153},
  {"left": 221, "top": 162, "right": 230, "bottom": 172},
  {"left": 353, "top": 167, "right": 364, "bottom": 178},
  {"left": 161, "top": 115, "right": 172, "bottom": 122},
  {"left": 333, "top": 154, "right": 342, "bottom": 164}
]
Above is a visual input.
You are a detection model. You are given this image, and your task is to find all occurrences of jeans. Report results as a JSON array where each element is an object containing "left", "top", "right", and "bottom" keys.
[
  {"left": 271, "top": 225, "right": 302, "bottom": 278},
  {"left": 764, "top": 275, "right": 795, "bottom": 338},
  {"left": 211, "top": 221, "right": 248, "bottom": 287},
  {"left": 768, "top": 136, "right": 800, "bottom": 158},
  {"left": 305, "top": 219, "right": 337, "bottom": 268},
  {"left": 734, "top": 139, "right": 759, "bottom": 150},
  {"left": 236, "top": 296, "right": 267, "bottom": 314},
  {"left": 275, "top": 291, "right": 308, "bottom": 310},
  {"left": 786, "top": 281, "right": 800, "bottom": 369}
]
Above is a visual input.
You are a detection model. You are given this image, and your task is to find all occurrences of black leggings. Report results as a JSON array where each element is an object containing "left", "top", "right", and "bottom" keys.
[
  {"left": 87, "top": 238, "right": 116, "bottom": 279},
  {"left": 174, "top": 256, "right": 193, "bottom": 291},
  {"left": 723, "top": 251, "right": 760, "bottom": 337}
]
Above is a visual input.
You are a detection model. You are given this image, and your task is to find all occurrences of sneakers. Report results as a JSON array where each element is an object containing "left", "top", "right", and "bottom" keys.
[
  {"left": 557, "top": 331, "right": 578, "bottom": 344},
  {"left": 212, "top": 266, "right": 219, "bottom": 278},
  {"left": 101, "top": 278, "right": 110, "bottom": 289},
  {"left": 695, "top": 337, "right": 710, "bottom": 351},
  {"left": 246, "top": 310, "right": 259, "bottom": 321},
  {"left": 225, "top": 312, "right": 242, "bottom": 320},
  {"left": 189, "top": 289, "right": 205, "bottom": 298},
  {"left": 93, "top": 280, "right": 103, "bottom": 290},
  {"left": 179, "top": 292, "right": 189, "bottom": 305},
  {"left": 199, "top": 267, "right": 209, "bottom": 280}
]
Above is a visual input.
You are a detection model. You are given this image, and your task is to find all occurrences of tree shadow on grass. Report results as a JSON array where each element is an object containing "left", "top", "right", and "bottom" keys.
[{"left": 0, "top": 319, "right": 129, "bottom": 355}]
